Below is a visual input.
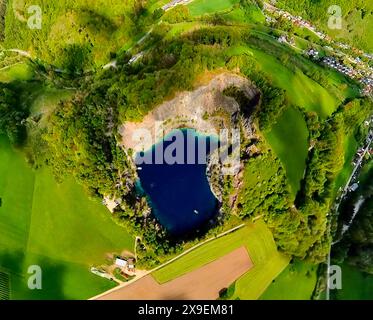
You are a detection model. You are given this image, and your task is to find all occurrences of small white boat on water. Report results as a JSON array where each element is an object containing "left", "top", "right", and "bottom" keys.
[
  {"left": 194, "top": 209, "right": 199, "bottom": 214},
  {"left": 137, "top": 167, "right": 142, "bottom": 170}
]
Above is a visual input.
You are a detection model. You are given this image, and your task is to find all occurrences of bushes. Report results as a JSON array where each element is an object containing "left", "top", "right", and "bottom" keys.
[
  {"left": 276, "top": 0, "right": 373, "bottom": 51},
  {"left": 0, "top": 0, "right": 6, "bottom": 41},
  {"left": 60, "top": 44, "right": 93, "bottom": 74},
  {"left": 2, "top": 0, "right": 154, "bottom": 69},
  {"left": 333, "top": 166, "right": 373, "bottom": 274},
  {"left": 0, "top": 84, "right": 29, "bottom": 145},
  {"left": 44, "top": 83, "right": 133, "bottom": 197},
  {"left": 227, "top": 54, "right": 287, "bottom": 130},
  {"left": 298, "top": 115, "right": 345, "bottom": 203},
  {"left": 162, "top": 5, "right": 192, "bottom": 23},
  {"left": 65, "top": 26, "right": 342, "bottom": 262},
  {"left": 236, "top": 94, "right": 370, "bottom": 263},
  {"left": 188, "top": 26, "right": 241, "bottom": 46},
  {"left": 8, "top": 21, "right": 366, "bottom": 266}
]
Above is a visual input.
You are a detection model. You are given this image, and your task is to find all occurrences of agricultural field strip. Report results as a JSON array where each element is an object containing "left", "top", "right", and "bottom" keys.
[{"left": 90, "top": 223, "right": 245, "bottom": 299}]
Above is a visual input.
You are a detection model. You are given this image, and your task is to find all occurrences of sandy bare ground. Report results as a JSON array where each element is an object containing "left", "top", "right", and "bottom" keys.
[{"left": 96, "top": 246, "right": 252, "bottom": 300}]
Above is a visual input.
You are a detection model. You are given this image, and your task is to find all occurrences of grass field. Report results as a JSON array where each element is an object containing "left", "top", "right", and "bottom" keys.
[
  {"left": 188, "top": 0, "right": 240, "bottom": 17},
  {"left": 226, "top": 41, "right": 357, "bottom": 118},
  {"left": 248, "top": 47, "right": 339, "bottom": 118},
  {"left": 2, "top": 0, "right": 145, "bottom": 68},
  {"left": 277, "top": 0, "right": 373, "bottom": 52},
  {"left": 30, "top": 87, "right": 73, "bottom": 115},
  {"left": 164, "top": 21, "right": 202, "bottom": 40},
  {"left": 222, "top": 6, "right": 265, "bottom": 24},
  {"left": 333, "top": 133, "right": 359, "bottom": 194},
  {"left": 152, "top": 220, "right": 290, "bottom": 299},
  {"left": 0, "top": 136, "right": 134, "bottom": 299},
  {"left": 0, "top": 62, "right": 34, "bottom": 83},
  {"left": 28, "top": 86, "right": 74, "bottom": 127},
  {"left": 260, "top": 260, "right": 318, "bottom": 300},
  {"left": 359, "top": 161, "right": 373, "bottom": 186},
  {"left": 332, "top": 6, "right": 373, "bottom": 52},
  {"left": 333, "top": 263, "right": 373, "bottom": 300},
  {"left": 265, "top": 106, "right": 309, "bottom": 197}
]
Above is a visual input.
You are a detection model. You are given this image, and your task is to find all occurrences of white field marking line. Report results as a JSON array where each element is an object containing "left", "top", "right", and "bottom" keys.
[{"left": 89, "top": 223, "right": 246, "bottom": 300}]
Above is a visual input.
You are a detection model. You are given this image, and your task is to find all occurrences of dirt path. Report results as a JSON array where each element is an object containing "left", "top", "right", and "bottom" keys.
[{"left": 96, "top": 246, "right": 252, "bottom": 300}]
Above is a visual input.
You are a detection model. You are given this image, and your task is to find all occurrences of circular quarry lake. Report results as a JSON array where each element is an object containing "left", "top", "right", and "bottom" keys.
[{"left": 135, "top": 128, "right": 219, "bottom": 236}]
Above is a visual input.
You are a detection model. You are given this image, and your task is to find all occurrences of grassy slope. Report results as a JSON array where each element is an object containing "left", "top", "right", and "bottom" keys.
[
  {"left": 333, "top": 133, "right": 358, "bottom": 194},
  {"left": 334, "top": 163, "right": 373, "bottom": 300},
  {"left": 334, "top": 263, "right": 373, "bottom": 300},
  {"left": 276, "top": 0, "right": 373, "bottom": 52},
  {"left": 164, "top": 21, "right": 201, "bottom": 40},
  {"left": 3, "top": 0, "right": 142, "bottom": 68},
  {"left": 30, "top": 87, "right": 73, "bottom": 114},
  {"left": 0, "top": 136, "right": 134, "bottom": 299},
  {"left": 0, "top": 62, "right": 34, "bottom": 83},
  {"left": 230, "top": 224, "right": 290, "bottom": 300},
  {"left": 260, "top": 260, "right": 318, "bottom": 300},
  {"left": 227, "top": 43, "right": 354, "bottom": 198},
  {"left": 153, "top": 220, "right": 290, "bottom": 300},
  {"left": 188, "top": 0, "right": 240, "bottom": 17},
  {"left": 28, "top": 86, "right": 74, "bottom": 127},
  {"left": 222, "top": 6, "right": 265, "bottom": 24},
  {"left": 248, "top": 47, "right": 339, "bottom": 118},
  {"left": 264, "top": 106, "right": 309, "bottom": 197}
]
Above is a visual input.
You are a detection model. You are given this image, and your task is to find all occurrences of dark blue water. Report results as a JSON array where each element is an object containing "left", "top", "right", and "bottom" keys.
[{"left": 135, "top": 129, "right": 219, "bottom": 236}]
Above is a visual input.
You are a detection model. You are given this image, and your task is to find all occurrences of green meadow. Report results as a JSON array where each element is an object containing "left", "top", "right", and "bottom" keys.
[
  {"left": 277, "top": 0, "right": 373, "bottom": 52},
  {"left": 260, "top": 260, "right": 318, "bottom": 300},
  {"left": 0, "top": 62, "right": 34, "bottom": 83},
  {"left": 188, "top": 0, "right": 240, "bottom": 17},
  {"left": 0, "top": 136, "right": 134, "bottom": 299},
  {"left": 3, "top": 0, "right": 147, "bottom": 68},
  {"left": 248, "top": 47, "right": 339, "bottom": 118},
  {"left": 333, "top": 263, "right": 373, "bottom": 300},
  {"left": 222, "top": 6, "right": 265, "bottom": 24},
  {"left": 227, "top": 41, "right": 357, "bottom": 119},
  {"left": 230, "top": 42, "right": 357, "bottom": 197},
  {"left": 30, "top": 87, "right": 73, "bottom": 115},
  {"left": 164, "top": 21, "right": 202, "bottom": 40},
  {"left": 333, "top": 133, "right": 359, "bottom": 194},
  {"left": 153, "top": 220, "right": 290, "bottom": 300},
  {"left": 265, "top": 106, "right": 309, "bottom": 197}
]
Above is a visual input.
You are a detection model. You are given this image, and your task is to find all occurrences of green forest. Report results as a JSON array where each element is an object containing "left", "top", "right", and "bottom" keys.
[{"left": 0, "top": 0, "right": 372, "bottom": 299}]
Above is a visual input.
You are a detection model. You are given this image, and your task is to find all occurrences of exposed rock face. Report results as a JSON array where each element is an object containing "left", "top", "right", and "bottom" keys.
[
  {"left": 118, "top": 72, "right": 260, "bottom": 216},
  {"left": 119, "top": 72, "right": 259, "bottom": 151}
]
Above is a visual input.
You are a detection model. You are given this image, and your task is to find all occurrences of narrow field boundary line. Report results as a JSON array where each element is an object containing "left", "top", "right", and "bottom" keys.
[
  {"left": 0, "top": 62, "right": 23, "bottom": 71},
  {"left": 89, "top": 223, "right": 246, "bottom": 300},
  {"left": 151, "top": 223, "right": 246, "bottom": 274}
]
